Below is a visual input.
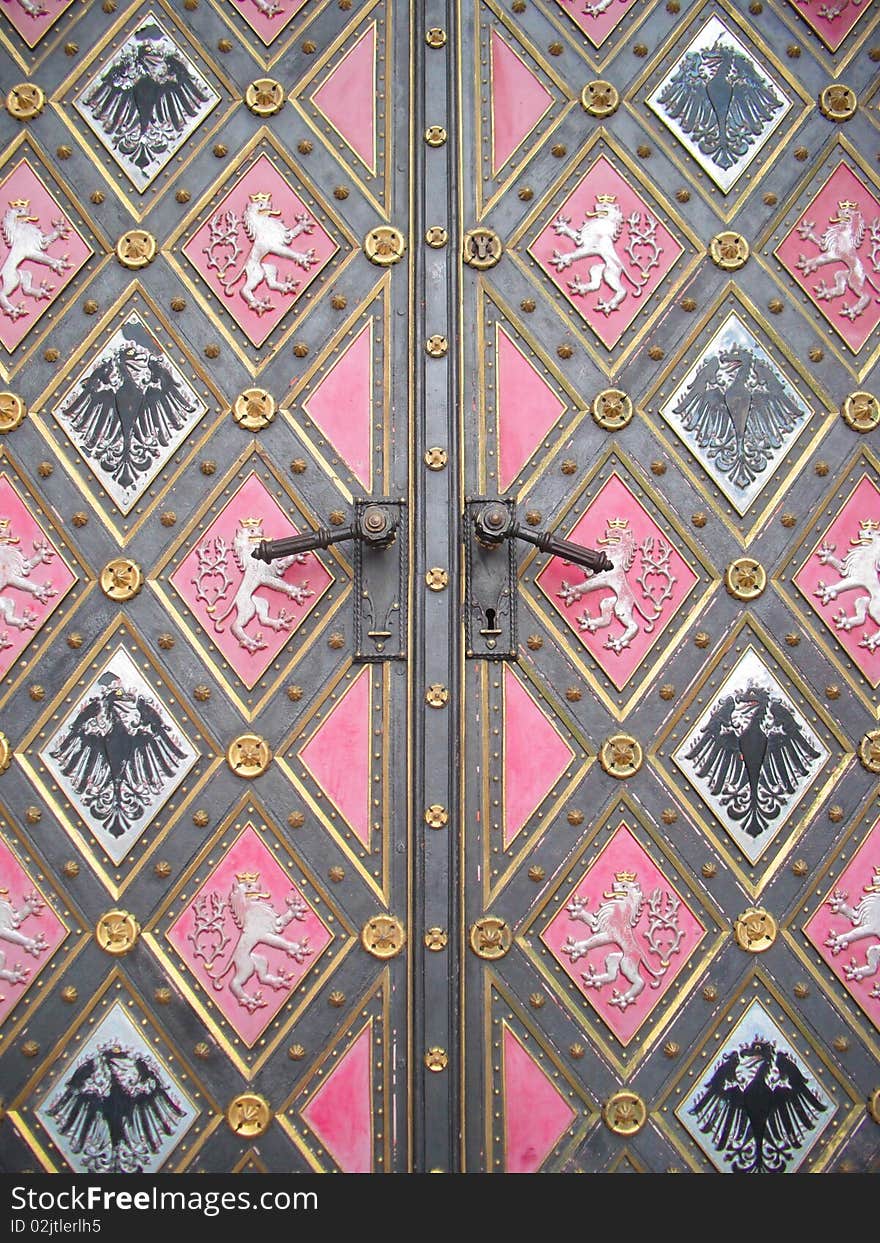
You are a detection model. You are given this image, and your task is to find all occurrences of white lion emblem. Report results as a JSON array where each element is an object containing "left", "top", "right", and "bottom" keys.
[
  {"left": 0, "top": 517, "right": 57, "bottom": 650},
  {"left": 557, "top": 518, "right": 674, "bottom": 653},
  {"left": 813, "top": 519, "right": 880, "bottom": 652},
  {"left": 548, "top": 193, "right": 662, "bottom": 315},
  {"left": 0, "top": 199, "right": 72, "bottom": 321},
  {"left": 795, "top": 199, "right": 880, "bottom": 322},
  {"left": 824, "top": 865, "right": 880, "bottom": 998},
  {"left": 193, "top": 516, "right": 314, "bottom": 654},
  {"left": 203, "top": 190, "right": 318, "bottom": 317},
  {"left": 190, "top": 871, "right": 313, "bottom": 1014},
  {"left": 561, "top": 872, "right": 684, "bottom": 1010},
  {"left": 0, "top": 883, "right": 47, "bottom": 988}
]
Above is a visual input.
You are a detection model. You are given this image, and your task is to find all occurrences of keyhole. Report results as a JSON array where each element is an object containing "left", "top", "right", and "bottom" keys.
[{"left": 485, "top": 607, "right": 496, "bottom": 630}]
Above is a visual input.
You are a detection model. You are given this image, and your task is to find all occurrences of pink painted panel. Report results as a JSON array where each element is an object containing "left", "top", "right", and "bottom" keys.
[
  {"left": 227, "top": 0, "right": 309, "bottom": 47},
  {"left": 0, "top": 160, "right": 92, "bottom": 354},
  {"left": 775, "top": 162, "right": 880, "bottom": 355},
  {"left": 490, "top": 31, "right": 553, "bottom": 175},
  {"left": 167, "top": 823, "right": 332, "bottom": 1047},
  {"left": 299, "top": 667, "right": 371, "bottom": 847},
  {"left": 312, "top": 26, "right": 376, "bottom": 172},
  {"left": 551, "top": 0, "right": 640, "bottom": 48},
  {"left": 0, "top": 837, "right": 67, "bottom": 1026},
  {"left": 0, "top": 0, "right": 73, "bottom": 48},
  {"left": 541, "top": 822, "right": 705, "bottom": 1044},
  {"left": 805, "top": 815, "right": 880, "bottom": 1033},
  {"left": 537, "top": 473, "right": 697, "bottom": 688},
  {"left": 793, "top": 475, "right": 880, "bottom": 687},
  {"left": 303, "top": 321, "right": 372, "bottom": 489},
  {"left": 171, "top": 472, "right": 333, "bottom": 690},
  {"left": 182, "top": 154, "right": 338, "bottom": 348},
  {"left": 786, "top": 0, "right": 869, "bottom": 52},
  {"left": 0, "top": 475, "right": 77, "bottom": 677},
  {"left": 496, "top": 327, "right": 566, "bottom": 493},
  {"left": 503, "top": 1027, "right": 575, "bottom": 1173},
  {"left": 529, "top": 156, "right": 682, "bottom": 350},
  {"left": 504, "top": 666, "right": 573, "bottom": 849},
  {"left": 301, "top": 1024, "right": 372, "bottom": 1172}
]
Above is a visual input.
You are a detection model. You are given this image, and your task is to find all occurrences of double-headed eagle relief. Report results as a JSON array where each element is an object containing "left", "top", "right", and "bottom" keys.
[
  {"left": 677, "top": 1000, "right": 835, "bottom": 1173},
  {"left": 647, "top": 17, "right": 791, "bottom": 192},
  {"left": 55, "top": 315, "right": 207, "bottom": 512},
  {"left": 75, "top": 16, "right": 219, "bottom": 191}
]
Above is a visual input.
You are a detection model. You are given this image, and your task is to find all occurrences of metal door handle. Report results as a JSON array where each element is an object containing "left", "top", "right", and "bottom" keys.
[
  {"left": 252, "top": 503, "right": 399, "bottom": 563},
  {"left": 472, "top": 502, "right": 612, "bottom": 574}
]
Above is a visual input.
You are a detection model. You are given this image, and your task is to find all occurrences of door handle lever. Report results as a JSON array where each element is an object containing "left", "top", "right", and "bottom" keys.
[
  {"left": 472, "top": 502, "right": 613, "bottom": 574},
  {"left": 251, "top": 503, "right": 399, "bottom": 563}
]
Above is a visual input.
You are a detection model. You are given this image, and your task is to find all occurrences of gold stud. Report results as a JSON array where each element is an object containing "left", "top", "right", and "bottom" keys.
[
  {"left": 361, "top": 914, "right": 406, "bottom": 959},
  {"left": 425, "top": 1048, "right": 448, "bottom": 1072},
  {"left": 364, "top": 225, "right": 406, "bottom": 266},
  {"left": 288, "top": 1044, "right": 306, "bottom": 1060},
  {"left": 528, "top": 865, "right": 545, "bottom": 882},
  {"left": 841, "top": 391, "right": 880, "bottom": 433},
  {"left": 226, "top": 1093, "right": 272, "bottom": 1138},
  {"left": 426, "top": 335, "right": 448, "bottom": 358},
  {"left": 425, "top": 567, "right": 449, "bottom": 591},
  {"left": 426, "top": 27, "right": 447, "bottom": 48},
  {"left": 592, "top": 388, "right": 633, "bottom": 431},
  {"left": 0, "top": 735, "right": 12, "bottom": 775},
  {"left": 193, "top": 809, "right": 209, "bottom": 827},
  {"left": 226, "top": 734, "right": 271, "bottom": 778},
  {"left": 733, "top": 907, "right": 778, "bottom": 953},
  {"left": 819, "top": 83, "right": 857, "bottom": 121},
  {"left": 61, "top": 985, "right": 77, "bottom": 1003},
  {"left": 469, "top": 916, "right": 511, "bottom": 959},
  {"left": 581, "top": 80, "right": 619, "bottom": 117},
  {"left": 115, "top": 230, "right": 157, "bottom": 270},
  {"left": 100, "top": 558, "right": 143, "bottom": 602},
  {"left": 424, "top": 446, "right": 448, "bottom": 470},
  {"left": 462, "top": 227, "right": 503, "bottom": 270},
  {"left": 0, "top": 392, "right": 27, "bottom": 434},
  {"left": 425, "top": 683, "right": 449, "bottom": 708},
  {"left": 599, "top": 733, "right": 643, "bottom": 778},
  {"left": 95, "top": 910, "right": 140, "bottom": 955},
  {"left": 425, "top": 226, "right": 448, "bottom": 247},
  {"left": 424, "top": 927, "right": 448, "bottom": 950},
  {"left": 5, "top": 83, "right": 45, "bottom": 120},
  {"left": 233, "top": 388, "right": 276, "bottom": 431},
  {"left": 424, "top": 125, "right": 447, "bottom": 146},
  {"left": 62, "top": 860, "right": 79, "bottom": 878},
  {"left": 245, "top": 79, "right": 284, "bottom": 117},
  {"left": 709, "top": 232, "right": 749, "bottom": 271},
  {"left": 288, "top": 811, "right": 305, "bottom": 829},
  {"left": 602, "top": 1090, "right": 647, "bottom": 1136},
  {"left": 424, "top": 805, "right": 448, "bottom": 829},
  {"left": 725, "top": 557, "right": 767, "bottom": 601}
]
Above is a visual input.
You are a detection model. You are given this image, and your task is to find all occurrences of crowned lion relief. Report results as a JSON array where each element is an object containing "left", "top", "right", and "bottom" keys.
[
  {"left": 812, "top": 518, "right": 880, "bottom": 653},
  {"left": 0, "top": 198, "right": 72, "bottom": 322},
  {"left": 549, "top": 193, "right": 662, "bottom": 316},
  {"left": 824, "top": 865, "right": 880, "bottom": 999},
  {"left": 0, "top": 882, "right": 48, "bottom": 990},
  {"left": 796, "top": 198, "right": 880, "bottom": 323},
  {"left": 0, "top": 517, "right": 57, "bottom": 650}
]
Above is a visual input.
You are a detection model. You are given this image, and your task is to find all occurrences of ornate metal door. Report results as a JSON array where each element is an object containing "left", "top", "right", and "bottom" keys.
[
  {"left": 457, "top": 0, "right": 880, "bottom": 1174},
  {"left": 0, "top": 0, "right": 879, "bottom": 1179}
]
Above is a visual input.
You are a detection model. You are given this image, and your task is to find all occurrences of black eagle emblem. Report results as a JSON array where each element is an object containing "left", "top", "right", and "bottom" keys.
[
  {"left": 59, "top": 327, "right": 199, "bottom": 496},
  {"left": 690, "top": 1036, "right": 827, "bottom": 1173},
  {"left": 46, "top": 1040, "right": 187, "bottom": 1173},
  {"left": 683, "top": 681, "right": 821, "bottom": 840},
  {"left": 672, "top": 345, "right": 806, "bottom": 490},
  {"left": 656, "top": 40, "right": 784, "bottom": 171},
  {"left": 82, "top": 23, "right": 212, "bottom": 175},
  {"left": 48, "top": 671, "right": 188, "bottom": 841}
]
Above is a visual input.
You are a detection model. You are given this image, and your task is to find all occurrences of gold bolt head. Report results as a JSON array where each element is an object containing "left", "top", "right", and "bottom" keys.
[
  {"left": 425, "top": 226, "right": 448, "bottom": 248},
  {"left": 226, "top": 1092, "right": 272, "bottom": 1137},
  {"left": 425, "top": 1047, "right": 448, "bottom": 1072},
  {"left": 6, "top": 83, "right": 45, "bottom": 120},
  {"left": 426, "top": 27, "right": 447, "bottom": 47},
  {"left": 581, "top": 80, "right": 620, "bottom": 117},
  {"left": 233, "top": 388, "right": 276, "bottom": 431},
  {"left": 0, "top": 392, "right": 27, "bottom": 434},
  {"left": 115, "top": 230, "right": 157, "bottom": 270},
  {"left": 100, "top": 558, "right": 144, "bottom": 602},
  {"left": 734, "top": 907, "right": 778, "bottom": 953},
  {"left": 361, "top": 914, "right": 406, "bottom": 959},
  {"left": 245, "top": 79, "right": 284, "bottom": 117},
  {"left": 424, "top": 804, "right": 449, "bottom": 829},
  {"left": 226, "top": 734, "right": 271, "bottom": 778},
  {"left": 425, "top": 683, "right": 450, "bottom": 708},
  {"left": 425, "top": 567, "right": 449, "bottom": 591},
  {"left": 592, "top": 388, "right": 633, "bottom": 431},
  {"left": 364, "top": 225, "right": 406, "bottom": 266},
  {"left": 426, "top": 335, "right": 448, "bottom": 358},
  {"left": 709, "top": 232, "right": 749, "bottom": 271},
  {"left": 424, "top": 125, "right": 447, "bottom": 146},
  {"left": 424, "top": 446, "right": 448, "bottom": 470},
  {"left": 95, "top": 909, "right": 140, "bottom": 955},
  {"left": 425, "top": 927, "right": 448, "bottom": 951}
]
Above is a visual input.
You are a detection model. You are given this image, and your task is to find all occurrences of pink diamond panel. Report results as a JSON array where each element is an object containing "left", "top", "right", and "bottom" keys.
[
  {"left": 503, "top": 1027, "right": 576, "bottom": 1173},
  {"left": 299, "top": 668, "right": 371, "bottom": 847},
  {"left": 787, "top": 0, "right": 870, "bottom": 52},
  {"left": 536, "top": 474, "right": 697, "bottom": 689},
  {"left": 490, "top": 31, "right": 553, "bottom": 175},
  {"left": 182, "top": 154, "right": 338, "bottom": 348},
  {"left": 312, "top": 26, "right": 377, "bottom": 172},
  {"left": 302, "top": 321, "right": 373, "bottom": 490},
  {"left": 167, "top": 823, "right": 332, "bottom": 1047},
  {"left": 0, "top": 837, "right": 66, "bottom": 1026},
  {"left": 301, "top": 1024, "right": 373, "bottom": 1172},
  {"left": 0, "top": 475, "right": 76, "bottom": 677},
  {"left": 503, "top": 666, "right": 573, "bottom": 849},
  {"left": 775, "top": 162, "right": 880, "bottom": 355},
  {"left": 170, "top": 472, "right": 333, "bottom": 690},
  {"left": 793, "top": 475, "right": 880, "bottom": 687},
  {"left": 0, "top": 0, "right": 74, "bottom": 49},
  {"left": 227, "top": 0, "right": 308, "bottom": 46},
  {"left": 0, "top": 160, "right": 92, "bottom": 354},
  {"left": 805, "top": 815, "right": 880, "bottom": 1034},
  {"left": 496, "top": 327, "right": 566, "bottom": 493},
  {"left": 551, "top": 0, "right": 640, "bottom": 48},
  {"left": 528, "top": 156, "right": 681, "bottom": 350},
  {"left": 540, "top": 822, "right": 705, "bottom": 1044}
]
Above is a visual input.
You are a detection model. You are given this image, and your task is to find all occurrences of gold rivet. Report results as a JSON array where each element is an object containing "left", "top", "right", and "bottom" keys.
[
  {"left": 328, "top": 990, "right": 345, "bottom": 1007},
  {"left": 725, "top": 557, "right": 766, "bottom": 601},
  {"left": 5, "top": 83, "right": 45, "bottom": 120},
  {"left": 0, "top": 392, "right": 26, "bottom": 434},
  {"left": 361, "top": 915, "right": 406, "bottom": 959},
  {"left": 526, "top": 634, "right": 543, "bottom": 650},
  {"left": 868, "top": 1089, "right": 880, "bottom": 1124},
  {"left": 226, "top": 734, "right": 271, "bottom": 778},
  {"left": 213, "top": 143, "right": 227, "bottom": 158},
  {"left": 67, "top": 633, "right": 83, "bottom": 649},
  {"left": 95, "top": 910, "right": 140, "bottom": 955},
  {"left": 176, "top": 188, "right": 191, "bottom": 204},
  {"left": 792, "top": 859, "right": 809, "bottom": 876},
  {"left": 602, "top": 1090, "right": 647, "bottom": 1136},
  {"left": 676, "top": 188, "right": 691, "bottom": 203},
  {"left": 425, "top": 1048, "right": 448, "bottom": 1072},
  {"left": 659, "top": 684, "right": 675, "bottom": 700},
  {"left": 663, "top": 1041, "right": 680, "bottom": 1058},
  {"left": 193, "top": 685, "right": 211, "bottom": 702},
  {"left": 709, "top": 232, "right": 749, "bottom": 271},
  {"left": 25, "top": 806, "right": 40, "bottom": 825},
  {"left": 157, "top": 633, "right": 174, "bottom": 651},
  {"left": 425, "top": 927, "right": 448, "bottom": 950},
  {"left": 194, "top": 1042, "right": 211, "bottom": 1060},
  {"left": 426, "top": 27, "right": 447, "bottom": 48},
  {"left": 287, "top": 685, "right": 304, "bottom": 701},
  {"left": 570, "top": 1043, "right": 585, "bottom": 1059},
  {"left": 364, "top": 225, "right": 406, "bottom": 266},
  {"left": 61, "top": 985, "right": 77, "bottom": 1003},
  {"left": 155, "top": 860, "right": 172, "bottom": 878},
  {"left": 426, "top": 334, "right": 448, "bottom": 358},
  {"left": 115, "top": 230, "right": 157, "bottom": 270},
  {"left": 155, "top": 987, "right": 172, "bottom": 1004},
  {"left": 90, "top": 190, "right": 105, "bottom": 205},
  {"left": 819, "top": 83, "right": 857, "bottom": 121},
  {"left": 648, "top": 345, "right": 664, "bottom": 360},
  {"left": 424, "top": 805, "right": 448, "bottom": 829},
  {"left": 469, "top": 916, "right": 511, "bottom": 959},
  {"left": 160, "top": 511, "right": 176, "bottom": 528},
  {"left": 425, "top": 567, "right": 449, "bottom": 591},
  {"left": 809, "top": 346, "right": 823, "bottom": 362},
  {"left": 826, "top": 684, "right": 840, "bottom": 700},
  {"left": 72, "top": 511, "right": 88, "bottom": 527},
  {"left": 841, "top": 391, "right": 880, "bottom": 432},
  {"left": 692, "top": 512, "right": 707, "bottom": 528},
  {"left": 815, "top": 461, "right": 830, "bottom": 476},
  {"left": 561, "top": 459, "right": 577, "bottom": 475},
  {"left": 288, "top": 811, "right": 305, "bottom": 829},
  {"left": 518, "top": 187, "right": 533, "bottom": 201},
  {"left": 651, "top": 460, "right": 667, "bottom": 475},
  {"left": 292, "top": 342, "right": 308, "bottom": 359},
  {"left": 425, "top": 225, "right": 448, "bottom": 247},
  {"left": 245, "top": 79, "right": 284, "bottom": 117},
  {"left": 794, "top": 982, "right": 810, "bottom": 999},
  {"left": 529, "top": 992, "right": 545, "bottom": 1008},
  {"left": 567, "top": 808, "right": 584, "bottom": 826},
  {"left": 425, "top": 683, "right": 449, "bottom": 708},
  {"left": 592, "top": 388, "right": 633, "bottom": 430},
  {"left": 521, "top": 298, "right": 536, "bottom": 312},
  {"left": 599, "top": 733, "right": 643, "bottom": 778},
  {"left": 768, "top": 297, "right": 784, "bottom": 314},
  {"left": 37, "top": 462, "right": 52, "bottom": 478},
  {"left": 62, "top": 860, "right": 79, "bottom": 878},
  {"left": 701, "top": 862, "right": 717, "bottom": 879},
  {"left": 565, "top": 686, "right": 581, "bottom": 701},
  {"left": 29, "top": 685, "right": 45, "bottom": 701},
  {"left": 833, "top": 1035, "right": 850, "bottom": 1053},
  {"left": 425, "top": 125, "right": 447, "bottom": 146},
  {"left": 828, "top": 805, "right": 844, "bottom": 823},
  {"left": 680, "top": 296, "right": 697, "bottom": 311},
  {"left": 703, "top": 983, "right": 718, "bottom": 1001},
  {"left": 734, "top": 907, "right": 777, "bottom": 953},
  {"left": 21, "top": 1040, "right": 40, "bottom": 1058},
  {"left": 201, "top": 460, "right": 216, "bottom": 475},
  {"left": 288, "top": 1044, "right": 306, "bottom": 1060},
  {"left": 170, "top": 296, "right": 185, "bottom": 311},
  {"left": 528, "top": 865, "right": 545, "bottom": 882},
  {"left": 297, "top": 140, "right": 312, "bottom": 155},
  {"left": 57, "top": 145, "right": 71, "bottom": 160},
  {"left": 233, "top": 388, "right": 275, "bottom": 431},
  {"left": 661, "top": 808, "right": 677, "bottom": 825},
  {"left": 193, "top": 809, "right": 209, "bottom": 827},
  {"left": 100, "top": 558, "right": 143, "bottom": 602},
  {"left": 581, "top": 80, "right": 620, "bottom": 117},
  {"left": 328, "top": 632, "right": 345, "bottom": 650},
  {"left": 226, "top": 1093, "right": 272, "bottom": 1138}
]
